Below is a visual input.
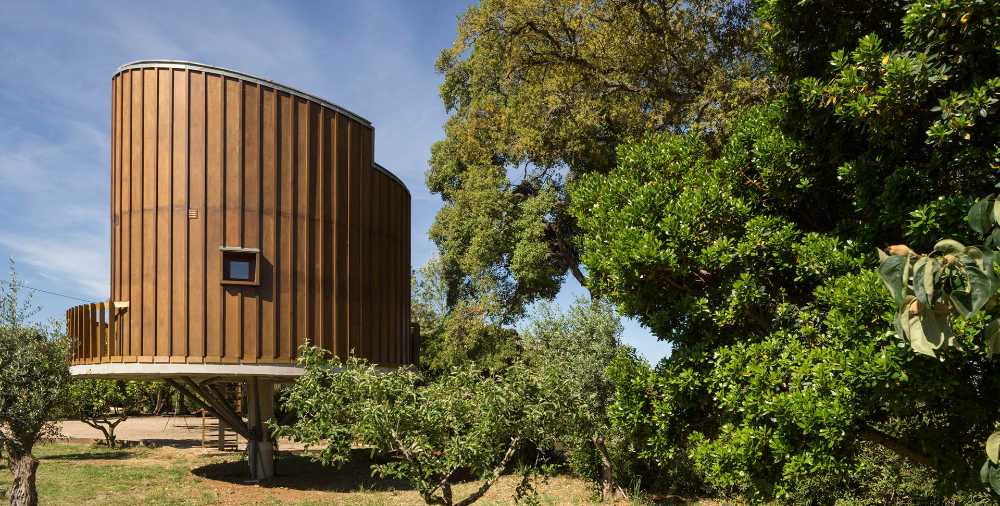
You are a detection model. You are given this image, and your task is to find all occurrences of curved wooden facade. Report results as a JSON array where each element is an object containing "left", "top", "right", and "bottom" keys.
[{"left": 69, "top": 61, "right": 412, "bottom": 369}]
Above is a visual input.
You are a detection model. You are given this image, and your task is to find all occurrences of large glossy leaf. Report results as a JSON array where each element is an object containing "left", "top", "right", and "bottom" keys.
[
  {"left": 965, "top": 246, "right": 989, "bottom": 271},
  {"left": 950, "top": 289, "right": 974, "bottom": 318},
  {"left": 899, "top": 298, "right": 953, "bottom": 357},
  {"left": 969, "top": 196, "right": 994, "bottom": 234},
  {"left": 912, "top": 256, "right": 937, "bottom": 307},
  {"left": 878, "top": 254, "right": 909, "bottom": 306},
  {"left": 982, "top": 460, "right": 991, "bottom": 485},
  {"left": 933, "top": 239, "right": 965, "bottom": 255},
  {"left": 990, "top": 463, "right": 1000, "bottom": 495},
  {"left": 988, "top": 228, "right": 1000, "bottom": 249},
  {"left": 987, "top": 432, "right": 1000, "bottom": 464},
  {"left": 966, "top": 262, "right": 995, "bottom": 314},
  {"left": 986, "top": 319, "right": 1000, "bottom": 358}
]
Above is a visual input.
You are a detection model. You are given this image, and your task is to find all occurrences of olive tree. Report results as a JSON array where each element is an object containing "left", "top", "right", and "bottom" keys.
[
  {"left": 520, "top": 298, "right": 628, "bottom": 500},
  {"left": 274, "top": 348, "right": 557, "bottom": 506},
  {"left": 64, "top": 379, "right": 153, "bottom": 449},
  {"left": 0, "top": 262, "right": 71, "bottom": 506}
]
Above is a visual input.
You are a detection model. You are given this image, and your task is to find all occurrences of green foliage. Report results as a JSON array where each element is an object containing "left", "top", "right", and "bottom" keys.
[
  {"left": 0, "top": 262, "right": 71, "bottom": 454},
  {"left": 569, "top": 113, "right": 824, "bottom": 345},
  {"left": 0, "top": 261, "right": 71, "bottom": 506},
  {"left": 63, "top": 380, "right": 155, "bottom": 448},
  {"left": 427, "top": 0, "right": 762, "bottom": 322},
  {"left": 274, "top": 348, "right": 559, "bottom": 506},
  {"left": 604, "top": 349, "right": 707, "bottom": 495},
  {"left": 519, "top": 298, "right": 630, "bottom": 499},
  {"left": 875, "top": 193, "right": 1000, "bottom": 496},
  {"left": 756, "top": 0, "right": 907, "bottom": 80},
  {"left": 566, "top": 0, "right": 1000, "bottom": 501},
  {"left": 413, "top": 256, "right": 520, "bottom": 375}
]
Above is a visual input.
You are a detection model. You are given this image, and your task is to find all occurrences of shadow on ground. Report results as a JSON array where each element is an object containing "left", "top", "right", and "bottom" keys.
[
  {"left": 192, "top": 449, "right": 414, "bottom": 492},
  {"left": 38, "top": 450, "right": 135, "bottom": 461}
]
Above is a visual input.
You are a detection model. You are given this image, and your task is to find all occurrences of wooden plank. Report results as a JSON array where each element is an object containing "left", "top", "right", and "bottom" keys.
[
  {"left": 119, "top": 71, "right": 131, "bottom": 359},
  {"left": 224, "top": 78, "right": 242, "bottom": 362},
  {"left": 205, "top": 73, "right": 223, "bottom": 361},
  {"left": 322, "top": 111, "right": 337, "bottom": 353},
  {"left": 347, "top": 121, "right": 362, "bottom": 357},
  {"left": 157, "top": 68, "right": 171, "bottom": 358},
  {"left": 141, "top": 68, "right": 157, "bottom": 359},
  {"left": 108, "top": 301, "right": 117, "bottom": 358},
  {"left": 373, "top": 171, "right": 383, "bottom": 363},
  {"left": 385, "top": 180, "right": 395, "bottom": 365},
  {"left": 98, "top": 302, "right": 107, "bottom": 359},
  {"left": 111, "top": 76, "right": 119, "bottom": 308},
  {"left": 359, "top": 127, "right": 371, "bottom": 361},
  {"left": 243, "top": 83, "right": 260, "bottom": 362},
  {"left": 335, "top": 115, "right": 349, "bottom": 358},
  {"left": 260, "top": 87, "right": 277, "bottom": 361},
  {"left": 296, "top": 98, "right": 310, "bottom": 353},
  {"left": 129, "top": 69, "right": 142, "bottom": 360},
  {"left": 403, "top": 189, "right": 411, "bottom": 363},
  {"left": 189, "top": 71, "right": 207, "bottom": 360},
  {"left": 306, "top": 102, "right": 318, "bottom": 351},
  {"left": 70, "top": 307, "right": 77, "bottom": 363},
  {"left": 279, "top": 92, "right": 295, "bottom": 361},
  {"left": 86, "top": 304, "right": 94, "bottom": 363},
  {"left": 172, "top": 69, "right": 189, "bottom": 360},
  {"left": 314, "top": 107, "right": 327, "bottom": 352}
]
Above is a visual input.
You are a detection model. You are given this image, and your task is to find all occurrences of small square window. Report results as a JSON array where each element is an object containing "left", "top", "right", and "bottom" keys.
[{"left": 221, "top": 248, "right": 260, "bottom": 286}]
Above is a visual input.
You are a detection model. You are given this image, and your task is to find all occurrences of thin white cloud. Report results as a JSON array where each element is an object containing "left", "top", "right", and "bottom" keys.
[{"left": 0, "top": 232, "right": 108, "bottom": 299}]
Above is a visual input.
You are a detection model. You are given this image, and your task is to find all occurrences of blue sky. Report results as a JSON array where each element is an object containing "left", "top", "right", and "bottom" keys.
[{"left": 0, "top": 1, "right": 668, "bottom": 363}]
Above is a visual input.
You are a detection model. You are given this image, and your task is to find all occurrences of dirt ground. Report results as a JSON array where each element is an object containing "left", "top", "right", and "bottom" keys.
[
  {"left": 44, "top": 418, "right": 714, "bottom": 505},
  {"left": 58, "top": 415, "right": 306, "bottom": 450},
  {"left": 3, "top": 442, "right": 608, "bottom": 505}
]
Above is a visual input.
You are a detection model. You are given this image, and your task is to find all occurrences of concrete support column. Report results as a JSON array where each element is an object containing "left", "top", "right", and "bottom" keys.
[{"left": 246, "top": 378, "right": 275, "bottom": 481}]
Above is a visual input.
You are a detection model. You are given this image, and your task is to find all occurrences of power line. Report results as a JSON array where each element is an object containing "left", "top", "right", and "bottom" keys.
[{"left": 0, "top": 280, "right": 92, "bottom": 303}]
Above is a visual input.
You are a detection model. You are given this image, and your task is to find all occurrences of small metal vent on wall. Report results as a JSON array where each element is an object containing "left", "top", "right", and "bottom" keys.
[{"left": 188, "top": 209, "right": 199, "bottom": 219}]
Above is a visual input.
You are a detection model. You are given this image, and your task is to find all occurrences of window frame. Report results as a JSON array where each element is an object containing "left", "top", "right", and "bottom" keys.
[{"left": 219, "top": 246, "right": 261, "bottom": 287}]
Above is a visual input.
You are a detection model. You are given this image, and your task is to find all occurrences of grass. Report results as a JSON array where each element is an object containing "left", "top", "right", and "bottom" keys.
[{"left": 0, "top": 442, "right": 606, "bottom": 505}]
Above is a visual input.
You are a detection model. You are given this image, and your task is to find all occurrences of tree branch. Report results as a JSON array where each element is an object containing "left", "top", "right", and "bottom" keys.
[
  {"left": 455, "top": 437, "right": 521, "bottom": 506},
  {"left": 860, "top": 427, "right": 933, "bottom": 467}
]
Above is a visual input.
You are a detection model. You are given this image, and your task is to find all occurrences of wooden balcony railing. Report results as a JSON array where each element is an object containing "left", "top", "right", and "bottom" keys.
[{"left": 66, "top": 302, "right": 121, "bottom": 365}]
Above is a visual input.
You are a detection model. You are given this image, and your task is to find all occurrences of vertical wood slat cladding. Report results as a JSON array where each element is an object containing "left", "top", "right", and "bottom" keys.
[{"left": 94, "top": 63, "right": 410, "bottom": 367}]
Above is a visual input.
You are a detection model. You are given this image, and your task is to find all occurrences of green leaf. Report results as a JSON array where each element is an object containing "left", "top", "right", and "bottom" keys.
[
  {"left": 985, "top": 320, "right": 1000, "bottom": 358},
  {"left": 994, "top": 200, "right": 1000, "bottom": 228},
  {"left": 982, "top": 460, "right": 991, "bottom": 485},
  {"left": 912, "top": 256, "right": 937, "bottom": 307},
  {"left": 893, "top": 307, "right": 908, "bottom": 342},
  {"left": 878, "top": 254, "right": 909, "bottom": 306},
  {"left": 900, "top": 299, "right": 953, "bottom": 357},
  {"left": 969, "top": 197, "right": 994, "bottom": 234},
  {"left": 958, "top": 254, "right": 996, "bottom": 314},
  {"left": 987, "top": 432, "right": 1000, "bottom": 464},
  {"left": 949, "top": 289, "right": 974, "bottom": 318},
  {"left": 987, "top": 229, "right": 1000, "bottom": 249},
  {"left": 933, "top": 239, "right": 965, "bottom": 255},
  {"left": 990, "top": 463, "right": 1000, "bottom": 495}
]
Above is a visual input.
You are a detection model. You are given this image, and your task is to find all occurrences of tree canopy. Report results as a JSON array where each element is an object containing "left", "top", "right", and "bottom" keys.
[
  {"left": 0, "top": 262, "right": 71, "bottom": 506},
  {"left": 428, "top": 0, "right": 763, "bottom": 322},
  {"left": 566, "top": 0, "right": 1000, "bottom": 500}
]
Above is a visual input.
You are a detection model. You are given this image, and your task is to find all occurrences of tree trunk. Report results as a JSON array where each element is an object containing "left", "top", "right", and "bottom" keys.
[
  {"left": 154, "top": 387, "right": 165, "bottom": 416},
  {"left": 860, "top": 427, "right": 933, "bottom": 467},
  {"left": 8, "top": 452, "right": 39, "bottom": 506},
  {"left": 593, "top": 437, "right": 628, "bottom": 502}
]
